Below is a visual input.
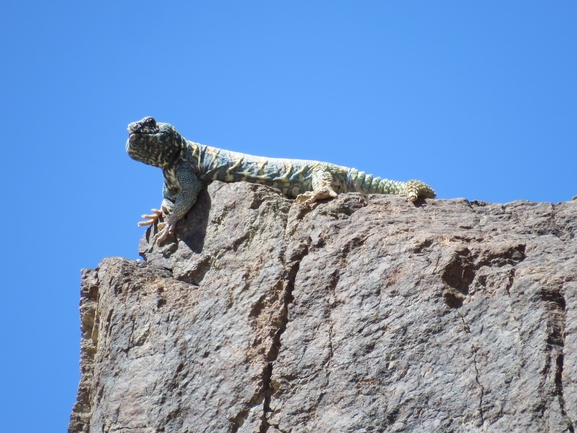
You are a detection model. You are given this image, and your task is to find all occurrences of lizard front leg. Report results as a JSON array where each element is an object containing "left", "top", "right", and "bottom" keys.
[
  {"left": 295, "top": 164, "right": 338, "bottom": 205},
  {"left": 155, "top": 164, "right": 203, "bottom": 245}
]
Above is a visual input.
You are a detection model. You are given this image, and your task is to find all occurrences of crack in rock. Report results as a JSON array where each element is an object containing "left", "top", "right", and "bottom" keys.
[
  {"left": 258, "top": 240, "right": 311, "bottom": 432},
  {"left": 540, "top": 285, "right": 575, "bottom": 432}
]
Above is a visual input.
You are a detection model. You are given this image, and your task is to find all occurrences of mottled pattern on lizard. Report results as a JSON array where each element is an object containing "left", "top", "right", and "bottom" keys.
[{"left": 127, "top": 116, "right": 436, "bottom": 244}]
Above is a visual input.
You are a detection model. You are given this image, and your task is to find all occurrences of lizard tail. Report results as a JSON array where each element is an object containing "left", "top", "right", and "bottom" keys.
[
  {"left": 404, "top": 179, "right": 436, "bottom": 202},
  {"left": 348, "top": 170, "right": 436, "bottom": 201}
]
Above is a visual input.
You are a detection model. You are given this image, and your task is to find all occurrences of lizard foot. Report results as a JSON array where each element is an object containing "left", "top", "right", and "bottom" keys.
[
  {"left": 155, "top": 220, "right": 176, "bottom": 245},
  {"left": 295, "top": 188, "right": 338, "bottom": 206},
  {"left": 136, "top": 205, "right": 175, "bottom": 245},
  {"left": 137, "top": 205, "right": 170, "bottom": 227}
]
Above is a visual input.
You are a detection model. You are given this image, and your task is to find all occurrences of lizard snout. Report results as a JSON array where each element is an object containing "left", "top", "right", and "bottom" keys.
[{"left": 128, "top": 116, "right": 158, "bottom": 135}]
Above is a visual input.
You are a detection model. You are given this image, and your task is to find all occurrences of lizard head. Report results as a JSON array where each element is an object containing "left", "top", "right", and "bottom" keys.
[{"left": 126, "top": 117, "right": 182, "bottom": 168}]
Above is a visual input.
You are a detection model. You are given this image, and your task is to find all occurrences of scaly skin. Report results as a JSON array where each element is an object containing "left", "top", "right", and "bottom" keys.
[{"left": 127, "top": 117, "right": 436, "bottom": 244}]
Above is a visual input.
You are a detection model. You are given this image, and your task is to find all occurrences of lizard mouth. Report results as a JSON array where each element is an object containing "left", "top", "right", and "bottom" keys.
[
  {"left": 128, "top": 130, "right": 149, "bottom": 144},
  {"left": 128, "top": 129, "right": 157, "bottom": 136}
]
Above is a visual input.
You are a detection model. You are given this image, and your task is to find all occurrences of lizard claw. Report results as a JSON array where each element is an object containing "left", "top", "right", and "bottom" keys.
[
  {"left": 137, "top": 206, "right": 170, "bottom": 227},
  {"left": 136, "top": 204, "right": 175, "bottom": 245},
  {"left": 155, "top": 221, "right": 175, "bottom": 245},
  {"left": 156, "top": 229, "right": 170, "bottom": 245}
]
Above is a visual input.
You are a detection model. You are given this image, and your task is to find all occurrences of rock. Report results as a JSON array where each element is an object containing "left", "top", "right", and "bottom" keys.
[{"left": 69, "top": 182, "right": 577, "bottom": 433}]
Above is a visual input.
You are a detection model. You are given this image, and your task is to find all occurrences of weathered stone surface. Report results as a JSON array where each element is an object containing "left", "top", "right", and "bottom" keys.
[{"left": 70, "top": 181, "right": 577, "bottom": 433}]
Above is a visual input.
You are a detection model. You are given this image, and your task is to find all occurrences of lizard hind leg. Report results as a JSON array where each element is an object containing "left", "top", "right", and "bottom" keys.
[
  {"left": 295, "top": 165, "right": 338, "bottom": 205},
  {"left": 295, "top": 187, "right": 338, "bottom": 205}
]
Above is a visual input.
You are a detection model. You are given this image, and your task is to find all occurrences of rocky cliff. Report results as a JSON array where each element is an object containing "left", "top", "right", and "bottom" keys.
[{"left": 69, "top": 181, "right": 577, "bottom": 433}]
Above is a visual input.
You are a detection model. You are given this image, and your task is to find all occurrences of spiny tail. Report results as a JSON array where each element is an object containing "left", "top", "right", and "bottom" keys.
[{"left": 347, "top": 169, "right": 436, "bottom": 202}]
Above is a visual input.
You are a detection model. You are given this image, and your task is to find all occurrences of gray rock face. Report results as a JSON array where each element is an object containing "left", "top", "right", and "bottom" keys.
[{"left": 70, "top": 181, "right": 577, "bottom": 433}]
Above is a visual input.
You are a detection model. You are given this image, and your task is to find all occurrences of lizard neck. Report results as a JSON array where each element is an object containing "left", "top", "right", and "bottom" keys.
[{"left": 153, "top": 132, "right": 185, "bottom": 169}]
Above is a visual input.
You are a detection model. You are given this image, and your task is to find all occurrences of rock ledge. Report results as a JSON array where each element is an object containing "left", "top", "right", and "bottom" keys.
[{"left": 70, "top": 182, "right": 577, "bottom": 433}]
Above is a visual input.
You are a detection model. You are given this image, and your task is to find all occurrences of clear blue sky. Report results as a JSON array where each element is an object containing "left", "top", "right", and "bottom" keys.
[{"left": 1, "top": 2, "right": 576, "bottom": 431}]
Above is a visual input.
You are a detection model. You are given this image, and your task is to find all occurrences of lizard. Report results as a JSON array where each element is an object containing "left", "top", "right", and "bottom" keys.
[{"left": 127, "top": 116, "right": 436, "bottom": 244}]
